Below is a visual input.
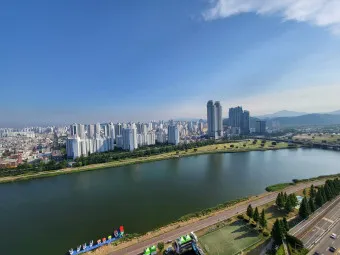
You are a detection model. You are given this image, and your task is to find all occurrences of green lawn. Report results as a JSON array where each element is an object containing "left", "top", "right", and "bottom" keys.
[{"left": 199, "top": 221, "right": 263, "bottom": 255}]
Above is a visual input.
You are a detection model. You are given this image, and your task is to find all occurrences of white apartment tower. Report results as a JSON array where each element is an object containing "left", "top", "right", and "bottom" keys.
[
  {"left": 122, "top": 123, "right": 138, "bottom": 151},
  {"left": 168, "top": 123, "right": 180, "bottom": 145}
]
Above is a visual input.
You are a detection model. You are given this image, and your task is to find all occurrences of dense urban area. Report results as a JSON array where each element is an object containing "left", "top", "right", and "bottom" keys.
[
  {"left": 1, "top": 103, "right": 340, "bottom": 173},
  {"left": 1, "top": 103, "right": 340, "bottom": 255}
]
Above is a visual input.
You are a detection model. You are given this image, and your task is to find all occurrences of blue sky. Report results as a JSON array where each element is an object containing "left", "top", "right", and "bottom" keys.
[{"left": 1, "top": 0, "right": 340, "bottom": 127}]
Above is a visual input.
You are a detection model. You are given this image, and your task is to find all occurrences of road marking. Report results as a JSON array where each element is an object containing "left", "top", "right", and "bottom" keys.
[{"left": 323, "top": 217, "right": 335, "bottom": 224}]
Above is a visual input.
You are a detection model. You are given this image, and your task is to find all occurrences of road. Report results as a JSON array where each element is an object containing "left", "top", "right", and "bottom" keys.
[
  {"left": 308, "top": 219, "right": 340, "bottom": 254},
  {"left": 108, "top": 181, "right": 324, "bottom": 255},
  {"left": 289, "top": 195, "right": 340, "bottom": 250}
]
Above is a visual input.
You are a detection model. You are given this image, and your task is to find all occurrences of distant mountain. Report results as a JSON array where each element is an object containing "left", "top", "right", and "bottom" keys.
[
  {"left": 257, "top": 110, "right": 307, "bottom": 119},
  {"left": 328, "top": 110, "right": 340, "bottom": 115},
  {"left": 267, "top": 114, "right": 340, "bottom": 128}
]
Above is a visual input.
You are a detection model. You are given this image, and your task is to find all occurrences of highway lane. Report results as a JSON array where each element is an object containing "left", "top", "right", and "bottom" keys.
[
  {"left": 108, "top": 181, "right": 324, "bottom": 255},
  {"left": 289, "top": 195, "right": 340, "bottom": 249},
  {"left": 308, "top": 219, "right": 340, "bottom": 254}
]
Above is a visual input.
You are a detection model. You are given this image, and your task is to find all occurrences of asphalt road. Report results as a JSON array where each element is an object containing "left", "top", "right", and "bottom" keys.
[
  {"left": 108, "top": 181, "right": 324, "bottom": 255},
  {"left": 308, "top": 219, "right": 340, "bottom": 254},
  {"left": 289, "top": 195, "right": 340, "bottom": 244}
]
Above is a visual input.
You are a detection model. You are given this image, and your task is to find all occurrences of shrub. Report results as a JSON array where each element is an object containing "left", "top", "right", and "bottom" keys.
[
  {"left": 237, "top": 214, "right": 244, "bottom": 219},
  {"left": 263, "top": 230, "right": 270, "bottom": 236},
  {"left": 230, "top": 145, "right": 234, "bottom": 148},
  {"left": 157, "top": 242, "right": 164, "bottom": 251}
]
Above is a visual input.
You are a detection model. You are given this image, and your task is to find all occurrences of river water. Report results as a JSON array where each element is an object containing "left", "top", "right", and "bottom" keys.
[{"left": 0, "top": 148, "right": 339, "bottom": 255}]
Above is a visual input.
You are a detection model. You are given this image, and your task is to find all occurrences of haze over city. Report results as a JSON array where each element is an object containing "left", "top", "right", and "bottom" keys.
[{"left": 1, "top": 0, "right": 340, "bottom": 127}]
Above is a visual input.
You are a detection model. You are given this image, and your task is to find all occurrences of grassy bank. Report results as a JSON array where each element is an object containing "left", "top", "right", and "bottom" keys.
[
  {"left": 0, "top": 140, "right": 289, "bottom": 184},
  {"left": 266, "top": 183, "right": 295, "bottom": 192},
  {"left": 265, "top": 173, "right": 340, "bottom": 192}
]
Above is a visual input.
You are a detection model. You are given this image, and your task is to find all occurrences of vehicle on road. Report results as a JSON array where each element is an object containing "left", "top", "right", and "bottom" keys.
[
  {"left": 313, "top": 252, "right": 321, "bottom": 255},
  {"left": 329, "top": 246, "right": 336, "bottom": 252},
  {"left": 331, "top": 233, "right": 337, "bottom": 239},
  {"left": 166, "top": 240, "right": 172, "bottom": 244}
]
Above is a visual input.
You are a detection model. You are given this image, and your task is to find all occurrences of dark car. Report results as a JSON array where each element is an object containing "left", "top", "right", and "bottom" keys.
[{"left": 329, "top": 246, "right": 336, "bottom": 252}]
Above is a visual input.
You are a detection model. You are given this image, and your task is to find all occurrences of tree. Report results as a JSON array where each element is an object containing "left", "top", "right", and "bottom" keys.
[
  {"left": 271, "top": 219, "right": 285, "bottom": 245},
  {"left": 157, "top": 242, "right": 164, "bottom": 251},
  {"left": 303, "top": 189, "right": 306, "bottom": 196},
  {"left": 253, "top": 207, "right": 259, "bottom": 222},
  {"left": 299, "top": 197, "right": 310, "bottom": 219},
  {"left": 283, "top": 192, "right": 288, "bottom": 204},
  {"left": 288, "top": 193, "right": 298, "bottom": 208},
  {"left": 309, "top": 198, "right": 316, "bottom": 213},
  {"left": 282, "top": 217, "right": 289, "bottom": 232},
  {"left": 259, "top": 209, "right": 267, "bottom": 228},
  {"left": 276, "top": 193, "right": 284, "bottom": 208},
  {"left": 246, "top": 204, "right": 253, "bottom": 218},
  {"left": 310, "top": 185, "right": 316, "bottom": 199},
  {"left": 285, "top": 198, "right": 293, "bottom": 212},
  {"left": 315, "top": 189, "right": 325, "bottom": 208},
  {"left": 325, "top": 183, "right": 334, "bottom": 201}
]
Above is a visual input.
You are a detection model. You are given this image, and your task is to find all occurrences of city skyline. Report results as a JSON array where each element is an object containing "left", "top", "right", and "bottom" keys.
[{"left": 1, "top": 1, "right": 340, "bottom": 127}]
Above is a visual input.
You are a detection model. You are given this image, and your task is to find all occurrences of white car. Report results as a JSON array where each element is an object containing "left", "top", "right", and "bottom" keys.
[{"left": 330, "top": 233, "right": 337, "bottom": 239}]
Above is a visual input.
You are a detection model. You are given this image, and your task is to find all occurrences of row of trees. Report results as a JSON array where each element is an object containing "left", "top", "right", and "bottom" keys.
[
  {"left": 73, "top": 139, "right": 217, "bottom": 167},
  {"left": 0, "top": 159, "right": 69, "bottom": 177},
  {"left": 299, "top": 179, "right": 340, "bottom": 219},
  {"left": 275, "top": 192, "right": 299, "bottom": 212},
  {"left": 246, "top": 204, "right": 267, "bottom": 228},
  {"left": 0, "top": 139, "right": 221, "bottom": 177}
]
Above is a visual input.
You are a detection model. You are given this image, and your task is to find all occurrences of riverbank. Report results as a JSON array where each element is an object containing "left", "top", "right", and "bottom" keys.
[
  {"left": 85, "top": 179, "right": 325, "bottom": 255},
  {"left": 0, "top": 139, "right": 290, "bottom": 184}
]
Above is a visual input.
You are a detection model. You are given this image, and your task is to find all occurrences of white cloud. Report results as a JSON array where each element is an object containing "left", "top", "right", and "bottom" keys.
[{"left": 203, "top": 0, "right": 340, "bottom": 34}]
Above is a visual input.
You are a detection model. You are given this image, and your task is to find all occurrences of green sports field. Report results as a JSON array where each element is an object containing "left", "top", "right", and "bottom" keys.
[{"left": 199, "top": 221, "right": 263, "bottom": 255}]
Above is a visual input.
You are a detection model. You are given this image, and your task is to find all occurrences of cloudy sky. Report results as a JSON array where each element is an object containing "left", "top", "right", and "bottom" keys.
[{"left": 1, "top": 0, "right": 340, "bottom": 127}]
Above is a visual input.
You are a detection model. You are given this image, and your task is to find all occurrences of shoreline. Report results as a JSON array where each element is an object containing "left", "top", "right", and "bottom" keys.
[
  {"left": 86, "top": 177, "right": 330, "bottom": 255},
  {"left": 0, "top": 142, "right": 292, "bottom": 184}
]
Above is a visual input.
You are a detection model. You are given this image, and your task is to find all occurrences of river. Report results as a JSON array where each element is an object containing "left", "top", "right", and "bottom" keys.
[{"left": 0, "top": 148, "right": 339, "bottom": 255}]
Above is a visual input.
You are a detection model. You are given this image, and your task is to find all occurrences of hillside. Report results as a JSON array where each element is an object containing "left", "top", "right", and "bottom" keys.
[{"left": 267, "top": 114, "right": 340, "bottom": 128}]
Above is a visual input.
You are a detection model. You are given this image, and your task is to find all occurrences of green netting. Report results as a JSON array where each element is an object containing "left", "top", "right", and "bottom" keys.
[{"left": 144, "top": 248, "right": 150, "bottom": 255}]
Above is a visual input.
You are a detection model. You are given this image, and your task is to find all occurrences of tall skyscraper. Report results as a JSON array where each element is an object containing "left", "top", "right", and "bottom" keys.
[
  {"left": 229, "top": 106, "right": 250, "bottom": 135},
  {"left": 229, "top": 106, "right": 243, "bottom": 128},
  {"left": 207, "top": 100, "right": 223, "bottom": 139},
  {"left": 256, "top": 120, "right": 266, "bottom": 134},
  {"left": 207, "top": 100, "right": 216, "bottom": 138},
  {"left": 214, "top": 101, "right": 223, "bottom": 137},
  {"left": 242, "top": 110, "right": 250, "bottom": 134}
]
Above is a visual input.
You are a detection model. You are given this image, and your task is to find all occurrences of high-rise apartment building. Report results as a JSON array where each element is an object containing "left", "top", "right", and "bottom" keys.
[
  {"left": 255, "top": 120, "right": 266, "bottom": 134},
  {"left": 122, "top": 123, "right": 138, "bottom": 151},
  {"left": 229, "top": 106, "right": 250, "bottom": 135},
  {"left": 207, "top": 100, "right": 223, "bottom": 139},
  {"left": 168, "top": 123, "right": 180, "bottom": 145}
]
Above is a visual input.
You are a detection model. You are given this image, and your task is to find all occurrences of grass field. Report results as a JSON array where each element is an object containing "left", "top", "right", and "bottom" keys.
[
  {"left": 199, "top": 221, "right": 263, "bottom": 255},
  {"left": 293, "top": 134, "right": 340, "bottom": 144}
]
